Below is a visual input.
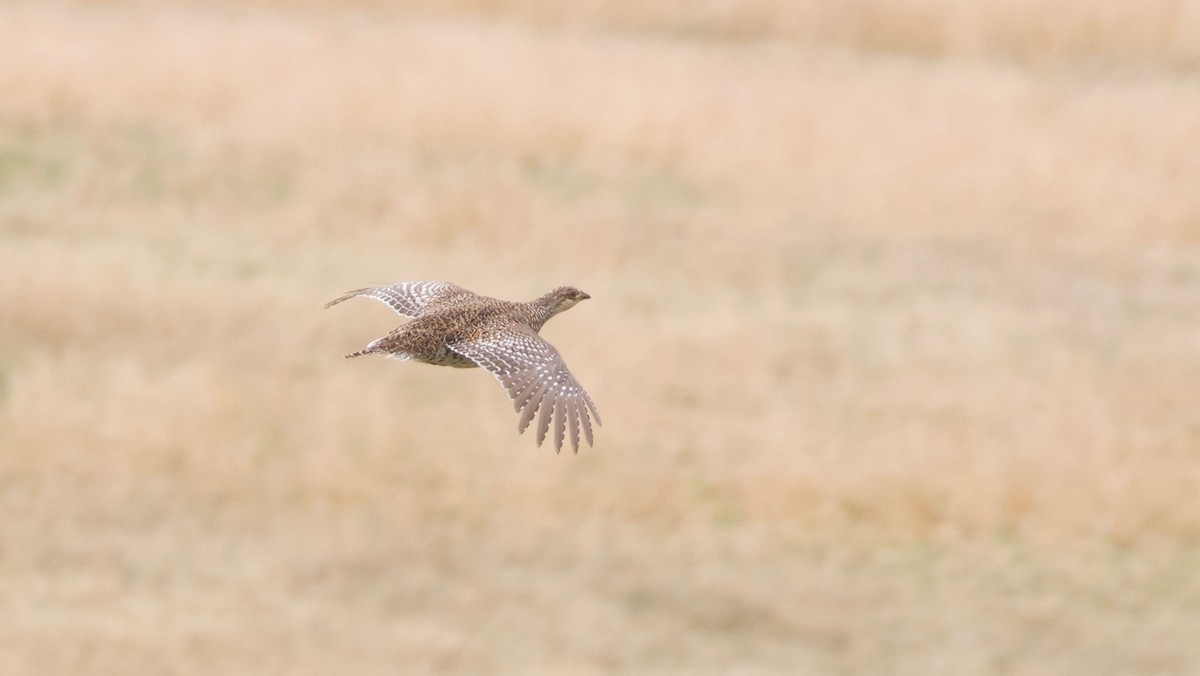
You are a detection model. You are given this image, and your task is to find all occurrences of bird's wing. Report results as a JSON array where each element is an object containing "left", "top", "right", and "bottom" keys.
[
  {"left": 450, "top": 322, "right": 601, "bottom": 453},
  {"left": 324, "top": 281, "right": 471, "bottom": 318}
]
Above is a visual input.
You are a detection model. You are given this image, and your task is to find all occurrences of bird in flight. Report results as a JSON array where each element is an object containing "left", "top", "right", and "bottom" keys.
[{"left": 325, "top": 282, "right": 601, "bottom": 453}]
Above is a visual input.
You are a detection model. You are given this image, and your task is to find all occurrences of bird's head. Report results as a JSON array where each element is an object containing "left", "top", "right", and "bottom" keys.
[
  {"left": 546, "top": 286, "right": 591, "bottom": 313},
  {"left": 531, "top": 286, "right": 591, "bottom": 327}
]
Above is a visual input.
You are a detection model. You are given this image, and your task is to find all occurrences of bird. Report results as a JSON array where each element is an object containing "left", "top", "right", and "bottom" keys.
[{"left": 324, "top": 281, "right": 601, "bottom": 453}]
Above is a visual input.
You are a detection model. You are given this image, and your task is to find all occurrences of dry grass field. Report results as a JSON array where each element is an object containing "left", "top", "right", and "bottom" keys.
[{"left": 3, "top": 1, "right": 1200, "bottom": 673}]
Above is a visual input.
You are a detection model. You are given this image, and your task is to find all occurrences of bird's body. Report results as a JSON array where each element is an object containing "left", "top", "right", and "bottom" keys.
[{"left": 325, "top": 282, "right": 600, "bottom": 452}]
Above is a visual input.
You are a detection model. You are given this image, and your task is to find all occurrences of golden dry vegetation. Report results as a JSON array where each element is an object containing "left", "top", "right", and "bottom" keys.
[{"left": 2, "top": 1, "right": 1200, "bottom": 673}]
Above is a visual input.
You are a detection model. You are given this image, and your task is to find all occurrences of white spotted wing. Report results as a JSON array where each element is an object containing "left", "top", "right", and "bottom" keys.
[
  {"left": 324, "top": 281, "right": 470, "bottom": 317},
  {"left": 450, "top": 322, "right": 601, "bottom": 453}
]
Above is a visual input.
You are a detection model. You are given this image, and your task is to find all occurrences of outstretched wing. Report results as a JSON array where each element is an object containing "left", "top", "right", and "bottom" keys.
[
  {"left": 324, "top": 281, "right": 471, "bottom": 318},
  {"left": 450, "top": 322, "right": 601, "bottom": 453}
]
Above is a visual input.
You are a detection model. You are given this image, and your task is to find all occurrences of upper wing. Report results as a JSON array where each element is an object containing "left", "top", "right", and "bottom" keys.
[
  {"left": 324, "top": 281, "right": 471, "bottom": 318},
  {"left": 450, "top": 322, "right": 601, "bottom": 453}
]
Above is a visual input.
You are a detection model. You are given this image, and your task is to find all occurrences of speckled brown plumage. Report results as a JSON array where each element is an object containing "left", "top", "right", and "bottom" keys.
[{"left": 324, "top": 282, "right": 601, "bottom": 453}]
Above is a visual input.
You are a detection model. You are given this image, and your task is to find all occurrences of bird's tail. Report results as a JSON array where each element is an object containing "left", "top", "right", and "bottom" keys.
[
  {"left": 345, "top": 337, "right": 412, "bottom": 360},
  {"left": 344, "top": 336, "right": 386, "bottom": 359}
]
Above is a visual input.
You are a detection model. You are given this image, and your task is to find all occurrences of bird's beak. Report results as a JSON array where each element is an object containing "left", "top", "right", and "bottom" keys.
[{"left": 580, "top": 292, "right": 591, "bottom": 300}]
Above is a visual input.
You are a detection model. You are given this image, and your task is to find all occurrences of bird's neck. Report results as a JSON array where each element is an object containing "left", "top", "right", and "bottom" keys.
[{"left": 525, "top": 293, "right": 569, "bottom": 331}]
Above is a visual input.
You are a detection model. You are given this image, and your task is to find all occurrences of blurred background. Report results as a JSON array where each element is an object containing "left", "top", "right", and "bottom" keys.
[{"left": 3, "top": 1, "right": 1200, "bottom": 673}]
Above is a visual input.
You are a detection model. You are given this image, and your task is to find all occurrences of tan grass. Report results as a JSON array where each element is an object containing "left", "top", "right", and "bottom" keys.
[{"left": 2, "top": 2, "right": 1200, "bottom": 673}]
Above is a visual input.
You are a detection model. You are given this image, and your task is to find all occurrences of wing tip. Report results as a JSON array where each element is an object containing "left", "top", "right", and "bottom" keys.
[{"left": 323, "top": 289, "right": 367, "bottom": 309}]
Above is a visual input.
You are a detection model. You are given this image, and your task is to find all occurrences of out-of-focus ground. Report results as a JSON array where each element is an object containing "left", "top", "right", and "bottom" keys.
[{"left": 2, "top": 1, "right": 1200, "bottom": 673}]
